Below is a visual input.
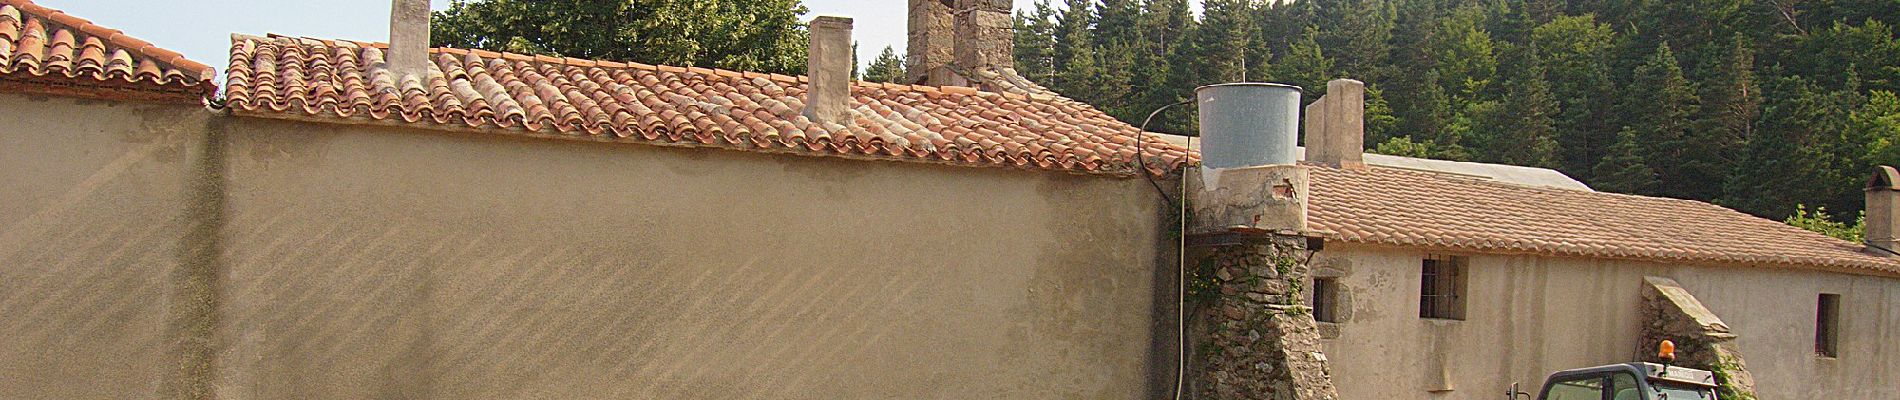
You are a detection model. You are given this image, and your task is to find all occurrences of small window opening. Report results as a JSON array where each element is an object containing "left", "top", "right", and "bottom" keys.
[
  {"left": 1419, "top": 255, "right": 1467, "bottom": 320},
  {"left": 1310, "top": 278, "right": 1340, "bottom": 323},
  {"left": 1817, "top": 293, "right": 1841, "bottom": 358}
]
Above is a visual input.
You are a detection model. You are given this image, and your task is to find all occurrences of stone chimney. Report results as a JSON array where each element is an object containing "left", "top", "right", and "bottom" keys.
[
  {"left": 906, "top": 0, "right": 956, "bottom": 85},
  {"left": 1304, "top": 79, "right": 1367, "bottom": 170},
  {"left": 907, "top": 0, "right": 1014, "bottom": 86},
  {"left": 954, "top": 0, "right": 1014, "bottom": 71},
  {"left": 1865, "top": 166, "right": 1900, "bottom": 256},
  {"left": 802, "top": 16, "right": 854, "bottom": 124},
  {"left": 387, "top": 0, "right": 431, "bottom": 80}
]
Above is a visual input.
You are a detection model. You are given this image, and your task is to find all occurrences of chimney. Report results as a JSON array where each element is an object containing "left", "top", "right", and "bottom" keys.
[
  {"left": 802, "top": 16, "right": 854, "bottom": 124},
  {"left": 953, "top": 0, "right": 1014, "bottom": 71},
  {"left": 907, "top": 0, "right": 1012, "bottom": 86},
  {"left": 1304, "top": 79, "right": 1367, "bottom": 169},
  {"left": 1866, "top": 166, "right": 1900, "bottom": 256},
  {"left": 387, "top": 0, "right": 431, "bottom": 80},
  {"left": 906, "top": 0, "right": 955, "bottom": 84}
]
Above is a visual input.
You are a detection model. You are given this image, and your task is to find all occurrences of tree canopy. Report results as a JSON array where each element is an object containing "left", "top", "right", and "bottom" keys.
[
  {"left": 431, "top": 0, "right": 811, "bottom": 74},
  {"left": 1014, "top": 0, "right": 1900, "bottom": 224}
]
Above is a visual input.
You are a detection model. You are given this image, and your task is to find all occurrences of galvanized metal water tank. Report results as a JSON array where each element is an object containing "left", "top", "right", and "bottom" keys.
[{"left": 1195, "top": 83, "right": 1303, "bottom": 169}]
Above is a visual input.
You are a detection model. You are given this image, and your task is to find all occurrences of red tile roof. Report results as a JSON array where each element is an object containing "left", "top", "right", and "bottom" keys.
[
  {"left": 0, "top": 0, "right": 214, "bottom": 103},
  {"left": 223, "top": 34, "right": 1193, "bottom": 176},
  {"left": 219, "top": 35, "right": 1895, "bottom": 277},
  {"left": 1308, "top": 165, "right": 1900, "bottom": 277}
]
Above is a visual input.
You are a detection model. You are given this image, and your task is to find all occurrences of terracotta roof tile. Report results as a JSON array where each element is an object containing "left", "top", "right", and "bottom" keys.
[
  {"left": 224, "top": 34, "right": 1192, "bottom": 176},
  {"left": 0, "top": 0, "right": 213, "bottom": 102},
  {"left": 1306, "top": 164, "right": 1900, "bottom": 277}
]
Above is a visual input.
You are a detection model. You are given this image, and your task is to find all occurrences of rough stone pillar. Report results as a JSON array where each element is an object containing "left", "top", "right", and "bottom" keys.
[
  {"left": 1189, "top": 241, "right": 1338, "bottom": 400},
  {"left": 1639, "top": 277, "right": 1759, "bottom": 399},
  {"left": 802, "top": 16, "right": 854, "bottom": 125},
  {"left": 1303, "top": 79, "right": 1365, "bottom": 170},
  {"left": 953, "top": 0, "right": 1014, "bottom": 71},
  {"left": 905, "top": 0, "right": 956, "bottom": 85},
  {"left": 387, "top": 0, "right": 432, "bottom": 80},
  {"left": 1185, "top": 165, "right": 1336, "bottom": 400},
  {"left": 1865, "top": 166, "right": 1899, "bottom": 255}
]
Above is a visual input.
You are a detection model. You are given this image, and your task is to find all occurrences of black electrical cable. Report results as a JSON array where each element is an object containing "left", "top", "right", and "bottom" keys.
[{"left": 1137, "top": 99, "right": 1196, "bottom": 205}]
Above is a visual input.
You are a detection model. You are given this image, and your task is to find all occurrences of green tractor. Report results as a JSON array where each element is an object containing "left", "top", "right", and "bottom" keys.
[{"left": 1508, "top": 341, "right": 1720, "bottom": 400}]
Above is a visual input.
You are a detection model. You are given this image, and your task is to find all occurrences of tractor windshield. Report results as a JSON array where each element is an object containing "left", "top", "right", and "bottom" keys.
[{"left": 1649, "top": 381, "right": 1715, "bottom": 400}]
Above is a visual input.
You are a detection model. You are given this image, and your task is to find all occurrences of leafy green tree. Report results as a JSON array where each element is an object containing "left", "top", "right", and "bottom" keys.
[
  {"left": 1786, "top": 205, "right": 1866, "bottom": 242},
  {"left": 431, "top": 0, "right": 810, "bottom": 74},
  {"left": 863, "top": 46, "right": 906, "bottom": 83}
]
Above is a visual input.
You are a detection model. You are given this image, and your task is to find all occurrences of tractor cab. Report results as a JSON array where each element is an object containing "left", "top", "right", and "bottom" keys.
[
  {"left": 1532, "top": 362, "right": 1719, "bottom": 400},
  {"left": 1510, "top": 341, "right": 1721, "bottom": 400}
]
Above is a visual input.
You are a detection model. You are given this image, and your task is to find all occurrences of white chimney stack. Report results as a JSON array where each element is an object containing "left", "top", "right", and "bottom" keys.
[
  {"left": 388, "top": 0, "right": 431, "bottom": 80},
  {"left": 1866, "top": 166, "right": 1900, "bottom": 256},
  {"left": 802, "top": 16, "right": 854, "bottom": 124},
  {"left": 1305, "top": 79, "right": 1367, "bottom": 170}
]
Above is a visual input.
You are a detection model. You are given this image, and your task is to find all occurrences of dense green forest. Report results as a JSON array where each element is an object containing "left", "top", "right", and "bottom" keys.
[{"left": 990, "top": 0, "right": 1900, "bottom": 222}]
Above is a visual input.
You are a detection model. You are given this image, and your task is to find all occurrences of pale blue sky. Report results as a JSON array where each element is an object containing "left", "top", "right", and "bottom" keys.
[{"left": 33, "top": 0, "right": 1196, "bottom": 74}]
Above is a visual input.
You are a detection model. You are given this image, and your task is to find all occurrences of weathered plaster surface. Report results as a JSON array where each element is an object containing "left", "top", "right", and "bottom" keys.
[
  {"left": 209, "top": 118, "right": 1169, "bottom": 399},
  {"left": 0, "top": 94, "right": 213, "bottom": 398},
  {"left": 1317, "top": 244, "right": 1900, "bottom": 399}
]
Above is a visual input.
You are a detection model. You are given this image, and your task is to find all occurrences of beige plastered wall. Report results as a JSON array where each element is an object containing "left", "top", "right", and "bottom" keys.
[
  {"left": 0, "top": 93, "right": 214, "bottom": 399},
  {"left": 207, "top": 117, "right": 1171, "bottom": 399},
  {"left": 1316, "top": 243, "right": 1900, "bottom": 399},
  {"left": 0, "top": 91, "right": 1176, "bottom": 399}
]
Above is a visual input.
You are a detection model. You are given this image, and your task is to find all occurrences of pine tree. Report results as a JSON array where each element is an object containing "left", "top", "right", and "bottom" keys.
[
  {"left": 1594, "top": 129, "right": 1661, "bottom": 194},
  {"left": 1012, "top": 1, "right": 1060, "bottom": 83},
  {"left": 1620, "top": 42, "right": 1700, "bottom": 199},
  {"left": 1532, "top": 14, "right": 1618, "bottom": 177},
  {"left": 1270, "top": 26, "right": 1336, "bottom": 93},
  {"left": 1182, "top": 0, "right": 1259, "bottom": 86},
  {"left": 1725, "top": 77, "right": 1865, "bottom": 217},
  {"left": 863, "top": 46, "right": 906, "bottom": 83},
  {"left": 1482, "top": 50, "right": 1562, "bottom": 168},
  {"left": 1051, "top": 0, "right": 1102, "bottom": 97},
  {"left": 1683, "top": 35, "right": 1760, "bottom": 201},
  {"left": 1317, "top": 0, "right": 1397, "bottom": 82}
]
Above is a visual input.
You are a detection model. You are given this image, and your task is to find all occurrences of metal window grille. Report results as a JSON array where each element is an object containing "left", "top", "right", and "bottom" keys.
[{"left": 1419, "top": 255, "right": 1466, "bottom": 320}]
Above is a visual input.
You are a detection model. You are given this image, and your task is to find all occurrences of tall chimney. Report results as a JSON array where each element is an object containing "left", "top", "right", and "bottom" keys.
[
  {"left": 803, "top": 16, "right": 854, "bottom": 124},
  {"left": 1865, "top": 166, "right": 1900, "bottom": 256},
  {"left": 388, "top": 0, "right": 431, "bottom": 79},
  {"left": 1305, "top": 79, "right": 1367, "bottom": 169},
  {"left": 953, "top": 0, "right": 1014, "bottom": 71},
  {"left": 906, "top": 0, "right": 955, "bottom": 84}
]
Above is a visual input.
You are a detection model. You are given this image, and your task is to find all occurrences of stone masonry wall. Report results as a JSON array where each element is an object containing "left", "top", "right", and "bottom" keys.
[
  {"left": 1639, "top": 277, "right": 1759, "bottom": 399},
  {"left": 1189, "top": 237, "right": 1338, "bottom": 400}
]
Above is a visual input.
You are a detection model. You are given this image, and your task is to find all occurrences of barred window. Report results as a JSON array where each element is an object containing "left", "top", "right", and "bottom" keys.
[{"left": 1419, "top": 255, "right": 1467, "bottom": 320}]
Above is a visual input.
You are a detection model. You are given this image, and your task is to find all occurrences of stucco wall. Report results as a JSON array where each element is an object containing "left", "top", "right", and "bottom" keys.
[
  {"left": 1317, "top": 244, "right": 1900, "bottom": 399},
  {"left": 0, "top": 94, "right": 213, "bottom": 399},
  {"left": 209, "top": 118, "right": 1171, "bottom": 399}
]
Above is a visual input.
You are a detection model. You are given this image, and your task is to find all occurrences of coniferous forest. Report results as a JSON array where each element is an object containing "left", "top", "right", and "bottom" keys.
[{"left": 996, "top": 0, "right": 1900, "bottom": 223}]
